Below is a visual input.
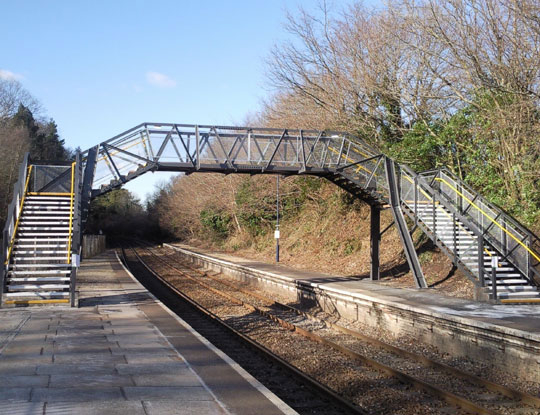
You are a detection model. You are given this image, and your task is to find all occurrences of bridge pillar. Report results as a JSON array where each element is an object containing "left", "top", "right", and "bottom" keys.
[{"left": 370, "top": 205, "right": 380, "bottom": 281}]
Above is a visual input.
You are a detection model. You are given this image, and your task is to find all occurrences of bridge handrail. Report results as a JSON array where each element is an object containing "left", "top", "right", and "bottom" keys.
[{"left": 423, "top": 168, "right": 540, "bottom": 283}]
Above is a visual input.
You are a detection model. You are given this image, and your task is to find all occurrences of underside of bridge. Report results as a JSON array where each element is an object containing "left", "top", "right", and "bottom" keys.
[{"left": 2, "top": 122, "right": 540, "bottom": 307}]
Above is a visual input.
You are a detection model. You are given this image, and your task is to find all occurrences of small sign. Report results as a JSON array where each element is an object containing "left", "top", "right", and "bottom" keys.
[
  {"left": 274, "top": 230, "right": 280, "bottom": 239},
  {"left": 491, "top": 256, "right": 498, "bottom": 269},
  {"left": 73, "top": 254, "right": 80, "bottom": 267}
]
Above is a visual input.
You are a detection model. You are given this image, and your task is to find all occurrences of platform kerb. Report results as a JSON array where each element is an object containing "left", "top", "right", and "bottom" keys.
[{"left": 166, "top": 243, "right": 540, "bottom": 384}]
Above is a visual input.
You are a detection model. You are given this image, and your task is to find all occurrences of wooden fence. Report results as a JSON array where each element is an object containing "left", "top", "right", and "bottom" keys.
[{"left": 82, "top": 235, "right": 106, "bottom": 259}]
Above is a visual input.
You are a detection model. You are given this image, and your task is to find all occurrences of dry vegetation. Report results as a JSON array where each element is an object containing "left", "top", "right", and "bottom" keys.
[{"left": 141, "top": 0, "right": 540, "bottom": 298}]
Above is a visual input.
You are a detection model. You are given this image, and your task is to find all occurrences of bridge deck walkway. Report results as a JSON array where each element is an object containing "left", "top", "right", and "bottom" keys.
[{"left": 0, "top": 250, "right": 295, "bottom": 415}]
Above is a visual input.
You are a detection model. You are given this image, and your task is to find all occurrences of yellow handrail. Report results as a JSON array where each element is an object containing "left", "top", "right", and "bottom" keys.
[
  {"left": 327, "top": 146, "right": 375, "bottom": 176},
  {"left": 5, "top": 165, "right": 33, "bottom": 265},
  {"left": 434, "top": 178, "right": 540, "bottom": 263},
  {"left": 66, "top": 161, "right": 76, "bottom": 264},
  {"left": 97, "top": 136, "right": 149, "bottom": 163}
]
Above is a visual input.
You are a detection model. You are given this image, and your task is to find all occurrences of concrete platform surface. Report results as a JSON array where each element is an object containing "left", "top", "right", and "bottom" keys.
[
  {"left": 0, "top": 251, "right": 297, "bottom": 415},
  {"left": 169, "top": 244, "right": 540, "bottom": 338}
]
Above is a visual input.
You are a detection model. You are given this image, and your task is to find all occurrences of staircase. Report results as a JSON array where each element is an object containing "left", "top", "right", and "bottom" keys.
[
  {"left": 4, "top": 194, "right": 74, "bottom": 305},
  {"left": 2, "top": 123, "right": 539, "bottom": 305},
  {"left": 1, "top": 155, "right": 83, "bottom": 307},
  {"left": 406, "top": 201, "right": 540, "bottom": 300},
  {"left": 398, "top": 166, "right": 540, "bottom": 302}
]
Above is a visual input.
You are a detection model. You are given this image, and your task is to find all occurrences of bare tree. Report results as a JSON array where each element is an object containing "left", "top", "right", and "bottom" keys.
[{"left": 0, "top": 79, "right": 42, "bottom": 123}]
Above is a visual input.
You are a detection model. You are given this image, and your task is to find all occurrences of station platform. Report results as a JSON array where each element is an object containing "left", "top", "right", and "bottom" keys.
[
  {"left": 166, "top": 243, "right": 540, "bottom": 383},
  {"left": 0, "top": 251, "right": 296, "bottom": 415}
]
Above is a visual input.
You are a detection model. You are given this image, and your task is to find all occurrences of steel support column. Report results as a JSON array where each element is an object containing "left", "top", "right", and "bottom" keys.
[{"left": 370, "top": 205, "right": 380, "bottom": 281}]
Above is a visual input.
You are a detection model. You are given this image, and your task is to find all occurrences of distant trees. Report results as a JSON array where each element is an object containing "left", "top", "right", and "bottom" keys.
[
  {"left": 0, "top": 79, "right": 71, "bottom": 229},
  {"left": 264, "top": 0, "right": 540, "bottom": 225},
  {"left": 14, "top": 105, "right": 71, "bottom": 161},
  {"left": 86, "top": 189, "right": 165, "bottom": 243}
]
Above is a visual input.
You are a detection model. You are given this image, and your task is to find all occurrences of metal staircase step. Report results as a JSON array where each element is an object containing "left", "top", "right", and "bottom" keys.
[
  {"left": 4, "top": 292, "right": 69, "bottom": 299},
  {"left": 26, "top": 196, "right": 70, "bottom": 200},
  {"left": 496, "top": 290, "right": 540, "bottom": 298},
  {"left": 19, "top": 223, "right": 69, "bottom": 229},
  {"left": 8, "top": 284, "right": 70, "bottom": 291},
  {"left": 485, "top": 277, "right": 529, "bottom": 283},
  {"left": 13, "top": 250, "right": 68, "bottom": 255},
  {"left": 22, "top": 207, "right": 72, "bottom": 212},
  {"left": 22, "top": 208, "right": 72, "bottom": 212},
  {"left": 24, "top": 200, "right": 71, "bottom": 204},
  {"left": 8, "top": 270, "right": 72, "bottom": 275},
  {"left": 18, "top": 227, "right": 70, "bottom": 231},
  {"left": 17, "top": 232, "right": 70, "bottom": 237},
  {"left": 13, "top": 256, "right": 68, "bottom": 261},
  {"left": 14, "top": 245, "right": 68, "bottom": 250},
  {"left": 9, "top": 263, "right": 71, "bottom": 269},
  {"left": 8, "top": 277, "right": 71, "bottom": 283}
]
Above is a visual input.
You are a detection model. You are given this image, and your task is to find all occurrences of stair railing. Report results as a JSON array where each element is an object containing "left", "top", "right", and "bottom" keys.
[
  {"left": 425, "top": 169, "right": 540, "bottom": 287},
  {"left": 68, "top": 152, "right": 83, "bottom": 307},
  {"left": 398, "top": 164, "right": 493, "bottom": 289},
  {"left": 0, "top": 153, "right": 31, "bottom": 306}
]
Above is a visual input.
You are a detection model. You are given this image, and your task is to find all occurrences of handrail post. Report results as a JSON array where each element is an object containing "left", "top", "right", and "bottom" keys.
[
  {"left": 478, "top": 236, "right": 485, "bottom": 287},
  {"left": 453, "top": 213, "right": 457, "bottom": 264},
  {"left": 70, "top": 153, "right": 82, "bottom": 307},
  {"left": 413, "top": 176, "right": 418, "bottom": 228},
  {"left": 0, "top": 230, "right": 7, "bottom": 307},
  {"left": 432, "top": 193, "right": 437, "bottom": 243},
  {"left": 195, "top": 125, "right": 200, "bottom": 170},
  {"left": 67, "top": 161, "right": 76, "bottom": 264},
  {"left": 490, "top": 255, "right": 498, "bottom": 301}
]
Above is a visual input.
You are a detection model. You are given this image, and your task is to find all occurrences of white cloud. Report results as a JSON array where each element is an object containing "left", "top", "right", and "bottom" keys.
[
  {"left": 146, "top": 71, "right": 177, "bottom": 88},
  {"left": 0, "top": 69, "right": 24, "bottom": 81}
]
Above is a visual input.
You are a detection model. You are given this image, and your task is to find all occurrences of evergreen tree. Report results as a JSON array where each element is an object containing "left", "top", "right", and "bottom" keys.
[{"left": 13, "top": 104, "right": 69, "bottom": 161}]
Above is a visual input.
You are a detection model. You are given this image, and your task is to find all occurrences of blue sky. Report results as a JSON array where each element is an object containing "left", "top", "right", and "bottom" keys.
[{"left": 1, "top": 0, "right": 356, "bottom": 201}]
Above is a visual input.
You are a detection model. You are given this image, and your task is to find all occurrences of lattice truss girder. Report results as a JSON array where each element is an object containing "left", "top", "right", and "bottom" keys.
[{"left": 84, "top": 123, "right": 389, "bottom": 196}]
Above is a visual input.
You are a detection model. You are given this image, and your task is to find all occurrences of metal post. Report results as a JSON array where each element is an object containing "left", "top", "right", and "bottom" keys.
[
  {"left": 370, "top": 205, "right": 380, "bottom": 281},
  {"left": 275, "top": 175, "right": 280, "bottom": 262},
  {"left": 490, "top": 255, "right": 498, "bottom": 300},
  {"left": 432, "top": 195, "right": 437, "bottom": 242},
  {"left": 453, "top": 213, "right": 457, "bottom": 264},
  {"left": 478, "top": 237, "right": 485, "bottom": 287},
  {"left": 195, "top": 125, "right": 200, "bottom": 170},
  {"left": 413, "top": 176, "right": 418, "bottom": 227},
  {"left": 0, "top": 230, "right": 7, "bottom": 307}
]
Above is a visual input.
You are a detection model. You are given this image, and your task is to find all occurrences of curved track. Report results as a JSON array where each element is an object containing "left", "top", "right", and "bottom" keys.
[
  {"left": 126, "top": 243, "right": 540, "bottom": 415},
  {"left": 120, "top": 246, "right": 365, "bottom": 415}
]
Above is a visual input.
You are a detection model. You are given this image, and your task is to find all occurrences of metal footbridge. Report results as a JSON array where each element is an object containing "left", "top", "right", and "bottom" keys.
[{"left": 1, "top": 122, "right": 539, "bottom": 306}]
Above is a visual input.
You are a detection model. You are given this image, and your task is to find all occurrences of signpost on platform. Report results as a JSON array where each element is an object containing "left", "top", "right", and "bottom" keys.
[{"left": 276, "top": 175, "right": 280, "bottom": 263}]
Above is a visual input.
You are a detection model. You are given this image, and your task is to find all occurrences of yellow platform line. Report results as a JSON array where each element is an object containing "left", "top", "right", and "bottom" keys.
[
  {"left": 4, "top": 299, "right": 69, "bottom": 305},
  {"left": 500, "top": 298, "right": 540, "bottom": 304}
]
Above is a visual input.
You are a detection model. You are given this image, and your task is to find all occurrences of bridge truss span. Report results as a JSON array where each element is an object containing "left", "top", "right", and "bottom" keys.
[
  {"left": 2, "top": 121, "right": 540, "bottom": 307},
  {"left": 84, "top": 123, "right": 389, "bottom": 205}
]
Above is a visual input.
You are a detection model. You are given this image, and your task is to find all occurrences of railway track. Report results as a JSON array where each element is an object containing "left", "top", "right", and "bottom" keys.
[
  {"left": 125, "top": 243, "right": 540, "bottom": 415},
  {"left": 120, "top": 246, "right": 364, "bottom": 415}
]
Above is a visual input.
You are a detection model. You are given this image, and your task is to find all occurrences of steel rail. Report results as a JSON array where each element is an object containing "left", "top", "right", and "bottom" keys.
[
  {"left": 171, "top": 251, "right": 540, "bottom": 409},
  {"left": 138, "top": 245, "right": 505, "bottom": 415},
  {"left": 123, "top": 246, "right": 366, "bottom": 415}
]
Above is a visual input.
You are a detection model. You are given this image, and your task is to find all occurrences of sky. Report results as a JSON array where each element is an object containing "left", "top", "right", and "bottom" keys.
[{"left": 1, "top": 0, "right": 357, "bottom": 202}]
